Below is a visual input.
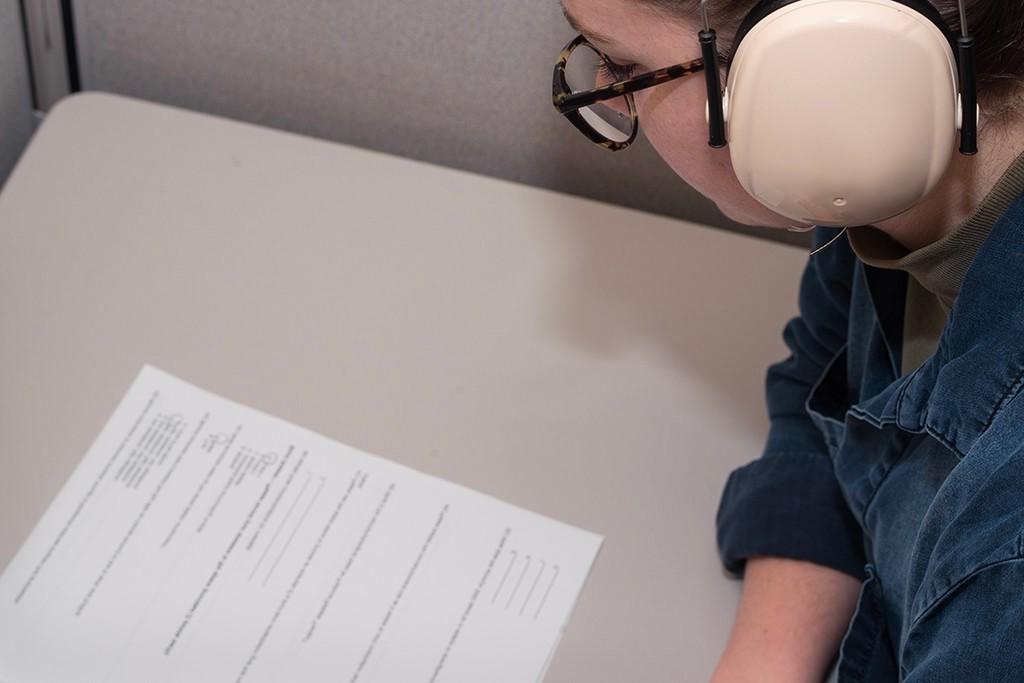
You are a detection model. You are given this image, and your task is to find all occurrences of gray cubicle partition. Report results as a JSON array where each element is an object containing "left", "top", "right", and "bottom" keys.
[
  {"left": 0, "top": 0, "right": 36, "bottom": 186},
  {"left": 69, "top": 0, "right": 804, "bottom": 247}
]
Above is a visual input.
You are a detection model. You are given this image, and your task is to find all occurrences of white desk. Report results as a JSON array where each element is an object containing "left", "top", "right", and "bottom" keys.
[{"left": 0, "top": 92, "right": 808, "bottom": 682}]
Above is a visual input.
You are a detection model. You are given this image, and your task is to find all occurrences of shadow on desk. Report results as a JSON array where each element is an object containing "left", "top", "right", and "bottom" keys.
[{"left": 536, "top": 189, "right": 807, "bottom": 444}]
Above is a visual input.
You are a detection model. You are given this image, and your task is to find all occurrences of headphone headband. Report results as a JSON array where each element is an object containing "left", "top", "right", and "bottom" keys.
[{"left": 728, "top": 0, "right": 955, "bottom": 68}]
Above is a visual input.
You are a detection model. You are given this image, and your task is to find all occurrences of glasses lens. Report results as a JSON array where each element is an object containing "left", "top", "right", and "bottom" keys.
[{"left": 563, "top": 44, "right": 633, "bottom": 143}]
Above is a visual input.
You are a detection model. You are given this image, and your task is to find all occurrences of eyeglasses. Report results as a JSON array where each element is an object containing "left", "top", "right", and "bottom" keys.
[{"left": 552, "top": 34, "right": 707, "bottom": 151}]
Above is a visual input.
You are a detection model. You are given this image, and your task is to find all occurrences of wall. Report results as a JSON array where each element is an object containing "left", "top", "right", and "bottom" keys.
[
  {"left": 0, "top": 0, "right": 36, "bottom": 186},
  {"left": 71, "top": 0, "right": 805, "bottom": 247}
]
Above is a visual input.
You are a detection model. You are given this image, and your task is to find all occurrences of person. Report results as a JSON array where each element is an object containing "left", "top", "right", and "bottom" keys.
[{"left": 551, "top": 0, "right": 1024, "bottom": 680}]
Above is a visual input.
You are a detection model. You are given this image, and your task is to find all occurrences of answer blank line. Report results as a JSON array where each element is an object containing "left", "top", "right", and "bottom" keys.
[
  {"left": 249, "top": 472, "right": 311, "bottom": 582},
  {"left": 534, "top": 565, "right": 560, "bottom": 620},
  {"left": 505, "top": 555, "right": 531, "bottom": 610},
  {"left": 262, "top": 475, "right": 325, "bottom": 587},
  {"left": 491, "top": 549, "right": 517, "bottom": 605},
  {"left": 520, "top": 559, "right": 546, "bottom": 616}
]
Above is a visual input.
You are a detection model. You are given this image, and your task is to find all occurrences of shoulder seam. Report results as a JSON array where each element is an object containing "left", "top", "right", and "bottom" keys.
[
  {"left": 909, "top": 554, "right": 1024, "bottom": 633},
  {"left": 982, "top": 362, "right": 1024, "bottom": 434}
]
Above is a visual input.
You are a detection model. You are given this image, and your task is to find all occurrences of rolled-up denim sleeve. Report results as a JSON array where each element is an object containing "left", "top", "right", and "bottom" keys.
[{"left": 715, "top": 226, "right": 865, "bottom": 580}]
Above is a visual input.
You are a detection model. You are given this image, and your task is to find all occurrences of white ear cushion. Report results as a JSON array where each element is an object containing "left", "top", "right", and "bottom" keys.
[{"left": 726, "top": 0, "right": 959, "bottom": 226}]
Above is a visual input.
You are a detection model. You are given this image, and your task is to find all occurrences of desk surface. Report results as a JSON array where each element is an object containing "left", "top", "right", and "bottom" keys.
[{"left": 0, "top": 92, "right": 808, "bottom": 681}]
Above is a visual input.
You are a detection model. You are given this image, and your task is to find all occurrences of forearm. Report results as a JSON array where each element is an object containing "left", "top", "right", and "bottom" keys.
[{"left": 710, "top": 556, "right": 862, "bottom": 683}]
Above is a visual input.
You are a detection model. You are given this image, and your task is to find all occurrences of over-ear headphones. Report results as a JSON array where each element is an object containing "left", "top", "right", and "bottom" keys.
[{"left": 699, "top": 0, "right": 978, "bottom": 227}]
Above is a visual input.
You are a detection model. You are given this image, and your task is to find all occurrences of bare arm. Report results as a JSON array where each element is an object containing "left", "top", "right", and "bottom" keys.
[
  {"left": 714, "top": 231, "right": 866, "bottom": 680},
  {"left": 710, "top": 556, "right": 862, "bottom": 683}
]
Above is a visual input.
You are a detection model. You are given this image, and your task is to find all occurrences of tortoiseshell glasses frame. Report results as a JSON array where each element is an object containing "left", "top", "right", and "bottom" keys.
[{"left": 552, "top": 34, "right": 706, "bottom": 151}]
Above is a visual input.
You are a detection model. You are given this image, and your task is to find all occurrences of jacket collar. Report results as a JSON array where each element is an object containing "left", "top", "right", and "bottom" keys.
[
  {"left": 850, "top": 192, "right": 1024, "bottom": 458},
  {"left": 861, "top": 259, "right": 906, "bottom": 381}
]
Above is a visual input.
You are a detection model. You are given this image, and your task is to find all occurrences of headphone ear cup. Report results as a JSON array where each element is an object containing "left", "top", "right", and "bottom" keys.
[{"left": 725, "top": 0, "right": 960, "bottom": 227}]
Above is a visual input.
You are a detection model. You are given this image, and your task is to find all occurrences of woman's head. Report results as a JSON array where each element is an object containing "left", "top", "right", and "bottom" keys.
[{"left": 559, "top": 0, "right": 1024, "bottom": 229}]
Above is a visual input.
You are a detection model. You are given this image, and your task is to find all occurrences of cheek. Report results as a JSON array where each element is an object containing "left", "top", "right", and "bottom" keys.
[
  {"left": 635, "top": 79, "right": 725, "bottom": 192},
  {"left": 634, "top": 78, "right": 792, "bottom": 227}
]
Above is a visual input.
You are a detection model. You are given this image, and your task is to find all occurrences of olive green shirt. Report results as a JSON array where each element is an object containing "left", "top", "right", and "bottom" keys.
[{"left": 846, "top": 149, "right": 1024, "bottom": 376}]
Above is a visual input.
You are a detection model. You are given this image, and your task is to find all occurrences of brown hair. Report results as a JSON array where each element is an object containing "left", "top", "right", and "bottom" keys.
[{"left": 643, "top": 0, "right": 1024, "bottom": 118}]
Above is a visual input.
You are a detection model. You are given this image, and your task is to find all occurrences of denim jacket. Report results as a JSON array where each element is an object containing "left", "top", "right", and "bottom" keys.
[{"left": 716, "top": 192, "right": 1024, "bottom": 681}]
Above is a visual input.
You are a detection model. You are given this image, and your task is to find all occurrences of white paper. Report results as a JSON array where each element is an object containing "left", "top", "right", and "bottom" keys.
[{"left": 0, "top": 365, "right": 602, "bottom": 683}]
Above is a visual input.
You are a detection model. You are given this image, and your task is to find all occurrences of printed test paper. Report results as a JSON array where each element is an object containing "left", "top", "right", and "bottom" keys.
[{"left": 0, "top": 366, "right": 602, "bottom": 682}]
